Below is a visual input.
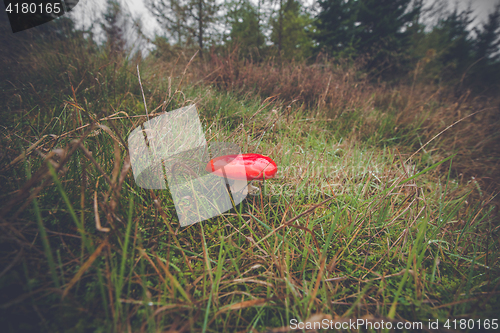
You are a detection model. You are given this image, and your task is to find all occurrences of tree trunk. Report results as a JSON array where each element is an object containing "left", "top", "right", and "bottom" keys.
[
  {"left": 278, "top": 0, "right": 283, "bottom": 52},
  {"left": 198, "top": 0, "right": 203, "bottom": 59}
]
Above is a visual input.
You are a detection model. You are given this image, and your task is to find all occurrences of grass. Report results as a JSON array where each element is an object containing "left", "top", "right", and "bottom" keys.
[{"left": 0, "top": 37, "right": 499, "bottom": 332}]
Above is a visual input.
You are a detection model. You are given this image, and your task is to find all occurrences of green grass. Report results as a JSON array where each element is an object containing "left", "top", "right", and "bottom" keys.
[{"left": 0, "top": 41, "right": 499, "bottom": 332}]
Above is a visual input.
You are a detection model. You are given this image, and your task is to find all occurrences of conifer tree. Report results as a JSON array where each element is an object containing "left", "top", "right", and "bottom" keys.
[
  {"left": 101, "top": 0, "right": 126, "bottom": 56},
  {"left": 147, "top": 0, "right": 220, "bottom": 58},
  {"left": 314, "top": 0, "right": 357, "bottom": 57},
  {"left": 147, "top": 0, "right": 188, "bottom": 46},
  {"left": 471, "top": 2, "right": 500, "bottom": 89},
  {"left": 436, "top": 6, "right": 475, "bottom": 73},
  {"left": 315, "top": 0, "right": 419, "bottom": 62},
  {"left": 474, "top": 3, "right": 500, "bottom": 64},
  {"left": 270, "top": 0, "right": 314, "bottom": 59},
  {"left": 226, "top": 0, "right": 265, "bottom": 56}
]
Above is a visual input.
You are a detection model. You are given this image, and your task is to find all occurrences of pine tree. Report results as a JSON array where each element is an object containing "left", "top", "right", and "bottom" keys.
[
  {"left": 147, "top": 0, "right": 220, "bottom": 58},
  {"left": 226, "top": 0, "right": 265, "bottom": 56},
  {"left": 474, "top": 3, "right": 500, "bottom": 64},
  {"left": 270, "top": 0, "right": 314, "bottom": 59},
  {"left": 315, "top": 0, "right": 419, "bottom": 62},
  {"left": 147, "top": 0, "right": 189, "bottom": 46},
  {"left": 101, "top": 0, "right": 126, "bottom": 56},
  {"left": 436, "top": 6, "right": 475, "bottom": 74},
  {"left": 314, "top": 0, "right": 356, "bottom": 56},
  {"left": 471, "top": 2, "right": 500, "bottom": 89}
]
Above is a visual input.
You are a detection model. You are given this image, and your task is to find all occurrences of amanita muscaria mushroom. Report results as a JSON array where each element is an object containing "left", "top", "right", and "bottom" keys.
[{"left": 206, "top": 153, "right": 277, "bottom": 196}]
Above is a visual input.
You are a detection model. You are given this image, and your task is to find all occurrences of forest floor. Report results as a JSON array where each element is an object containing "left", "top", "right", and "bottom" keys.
[{"left": 1, "top": 42, "right": 499, "bottom": 332}]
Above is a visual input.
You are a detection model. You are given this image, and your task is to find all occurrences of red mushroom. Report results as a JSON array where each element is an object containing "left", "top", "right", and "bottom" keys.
[{"left": 206, "top": 153, "right": 277, "bottom": 195}]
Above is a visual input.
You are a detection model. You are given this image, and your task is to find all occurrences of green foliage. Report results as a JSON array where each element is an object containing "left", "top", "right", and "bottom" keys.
[
  {"left": 150, "top": 35, "right": 186, "bottom": 60},
  {"left": 146, "top": 0, "right": 220, "bottom": 53},
  {"left": 226, "top": 0, "right": 266, "bottom": 57},
  {"left": 315, "top": 0, "right": 419, "bottom": 64},
  {"left": 314, "top": 0, "right": 357, "bottom": 57},
  {"left": 101, "top": 0, "right": 126, "bottom": 56},
  {"left": 409, "top": 3, "right": 500, "bottom": 93},
  {"left": 475, "top": 3, "right": 500, "bottom": 63},
  {"left": 356, "top": 0, "right": 418, "bottom": 52},
  {"left": 470, "top": 3, "right": 500, "bottom": 91},
  {"left": 429, "top": 6, "right": 475, "bottom": 80},
  {"left": 270, "top": 0, "right": 314, "bottom": 60},
  {"left": 146, "top": 0, "right": 189, "bottom": 45}
]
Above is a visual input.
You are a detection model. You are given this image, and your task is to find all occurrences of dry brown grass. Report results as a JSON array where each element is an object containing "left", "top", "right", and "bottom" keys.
[{"left": 195, "top": 49, "right": 500, "bottom": 200}]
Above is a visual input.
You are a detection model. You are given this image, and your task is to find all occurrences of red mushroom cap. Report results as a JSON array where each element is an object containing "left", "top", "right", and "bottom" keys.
[{"left": 206, "top": 153, "right": 278, "bottom": 180}]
